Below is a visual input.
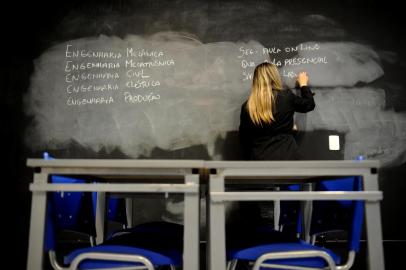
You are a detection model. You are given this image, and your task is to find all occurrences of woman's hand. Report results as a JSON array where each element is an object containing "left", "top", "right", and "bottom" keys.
[{"left": 297, "top": 71, "right": 308, "bottom": 87}]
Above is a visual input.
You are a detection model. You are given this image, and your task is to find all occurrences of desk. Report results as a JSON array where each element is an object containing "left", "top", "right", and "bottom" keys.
[
  {"left": 206, "top": 160, "right": 384, "bottom": 270},
  {"left": 26, "top": 159, "right": 203, "bottom": 270}
]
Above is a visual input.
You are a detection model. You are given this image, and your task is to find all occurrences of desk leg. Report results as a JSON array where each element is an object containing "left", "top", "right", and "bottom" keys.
[
  {"left": 184, "top": 175, "right": 200, "bottom": 270},
  {"left": 363, "top": 173, "right": 385, "bottom": 270},
  {"left": 27, "top": 173, "right": 48, "bottom": 270},
  {"left": 209, "top": 175, "right": 226, "bottom": 270},
  {"left": 302, "top": 183, "right": 313, "bottom": 242},
  {"left": 274, "top": 186, "right": 280, "bottom": 231},
  {"left": 95, "top": 192, "right": 106, "bottom": 244}
]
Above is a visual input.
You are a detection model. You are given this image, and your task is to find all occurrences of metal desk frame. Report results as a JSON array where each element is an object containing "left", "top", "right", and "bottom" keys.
[
  {"left": 206, "top": 160, "right": 384, "bottom": 270},
  {"left": 26, "top": 159, "right": 202, "bottom": 270}
]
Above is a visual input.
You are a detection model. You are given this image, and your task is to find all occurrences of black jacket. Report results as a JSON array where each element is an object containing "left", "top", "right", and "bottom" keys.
[{"left": 239, "top": 86, "right": 315, "bottom": 160}]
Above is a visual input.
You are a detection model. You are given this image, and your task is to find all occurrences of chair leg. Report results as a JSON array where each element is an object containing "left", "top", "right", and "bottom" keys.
[
  {"left": 48, "top": 251, "right": 65, "bottom": 270},
  {"left": 125, "top": 198, "right": 133, "bottom": 228},
  {"left": 227, "top": 259, "right": 238, "bottom": 270}
]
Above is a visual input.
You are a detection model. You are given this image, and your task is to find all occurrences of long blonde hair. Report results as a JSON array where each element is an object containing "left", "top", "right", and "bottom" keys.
[{"left": 247, "top": 62, "right": 284, "bottom": 125}]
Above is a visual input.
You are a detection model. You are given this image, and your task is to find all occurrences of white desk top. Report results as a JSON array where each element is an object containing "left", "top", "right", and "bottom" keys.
[
  {"left": 205, "top": 160, "right": 379, "bottom": 169},
  {"left": 27, "top": 159, "right": 379, "bottom": 169},
  {"left": 27, "top": 159, "right": 205, "bottom": 169}
]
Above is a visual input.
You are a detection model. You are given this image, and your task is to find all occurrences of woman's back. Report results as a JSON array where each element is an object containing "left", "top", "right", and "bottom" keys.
[{"left": 239, "top": 83, "right": 315, "bottom": 160}]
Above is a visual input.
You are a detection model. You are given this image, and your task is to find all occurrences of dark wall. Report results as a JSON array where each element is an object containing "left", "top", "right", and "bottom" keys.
[{"left": 3, "top": 1, "right": 406, "bottom": 269}]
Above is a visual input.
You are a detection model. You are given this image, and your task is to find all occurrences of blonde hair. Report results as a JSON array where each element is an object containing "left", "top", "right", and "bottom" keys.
[{"left": 247, "top": 62, "right": 284, "bottom": 125}]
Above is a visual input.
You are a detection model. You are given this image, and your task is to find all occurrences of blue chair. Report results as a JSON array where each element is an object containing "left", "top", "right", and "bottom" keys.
[
  {"left": 44, "top": 152, "right": 96, "bottom": 246},
  {"left": 45, "top": 153, "right": 129, "bottom": 236},
  {"left": 45, "top": 195, "right": 182, "bottom": 269},
  {"left": 226, "top": 176, "right": 364, "bottom": 270},
  {"left": 43, "top": 154, "right": 183, "bottom": 269}
]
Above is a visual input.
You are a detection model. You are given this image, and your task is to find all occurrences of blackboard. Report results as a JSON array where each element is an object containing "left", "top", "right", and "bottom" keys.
[{"left": 23, "top": 0, "right": 406, "bottom": 167}]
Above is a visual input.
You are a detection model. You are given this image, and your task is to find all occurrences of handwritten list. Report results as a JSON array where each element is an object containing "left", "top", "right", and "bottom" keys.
[
  {"left": 63, "top": 42, "right": 328, "bottom": 107},
  {"left": 64, "top": 44, "right": 175, "bottom": 106},
  {"left": 238, "top": 43, "right": 328, "bottom": 82}
]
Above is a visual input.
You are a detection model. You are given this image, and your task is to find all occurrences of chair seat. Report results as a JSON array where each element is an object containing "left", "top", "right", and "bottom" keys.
[
  {"left": 228, "top": 242, "right": 341, "bottom": 268},
  {"left": 64, "top": 245, "right": 182, "bottom": 269}
]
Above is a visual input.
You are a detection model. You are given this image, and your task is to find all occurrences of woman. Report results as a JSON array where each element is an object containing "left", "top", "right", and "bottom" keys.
[
  {"left": 231, "top": 63, "right": 316, "bottom": 233},
  {"left": 239, "top": 62, "right": 315, "bottom": 160}
]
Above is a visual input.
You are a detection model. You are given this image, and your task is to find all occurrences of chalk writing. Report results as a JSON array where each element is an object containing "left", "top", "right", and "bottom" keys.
[
  {"left": 124, "top": 48, "right": 173, "bottom": 94},
  {"left": 66, "top": 84, "right": 119, "bottom": 94},
  {"left": 66, "top": 96, "right": 114, "bottom": 106},
  {"left": 65, "top": 61, "right": 120, "bottom": 72},
  {"left": 281, "top": 70, "right": 297, "bottom": 78},
  {"left": 238, "top": 43, "right": 327, "bottom": 81},
  {"left": 238, "top": 47, "right": 258, "bottom": 58},
  {"left": 66, "top": 44, "right": 122, "bottom": 58},
  {"left": 265, "top": 58, "right": 282, "bottom": 66},
  {"left": 262, "top": 47, "right": 282, "bottom": 54},
  {"left": 127, "top": 48, "right": 164, "bottom": 58},
  {"left": 126, "top": 80, "right": 161, "bottom": 89},
  {"left": 124, "top": 92, "right": 161, "bottom": 103},
  {"left": 65, "top": 72, "right": 119, "bottom": 83},
  {"left": 126, "top": 69, "right": 150, "bottom": 78},
  {"left": 64, "top": 44, "right": 123, "bottom": 106},
  {"left": 284, "top": 56, "right": 327, "bottom": 66},
  {"left": 242, "top": 71, "right": 253, "bottom": 81},
  {"left": 284, "top": 43, "right": 320, "bottom": 53},
  {"left": 125, "top": 59, "right": 175, "bottom": 68},
  {"left": 241, "top": 60, "right": 256, "bottom": 68}
]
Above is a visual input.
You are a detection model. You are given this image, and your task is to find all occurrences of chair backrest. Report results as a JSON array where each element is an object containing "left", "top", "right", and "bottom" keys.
[
  {"left": 43, "top": 153, "right": 96, "bottom": 252},
  {"left": 311, "top": 176, "right": 364, "bottom": 252},
  {"left": 50, "top": 175, "right": 95, "bottom": 232},
  {"left": 44, "top": 152, "right": 127, "bottom": 241}
]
